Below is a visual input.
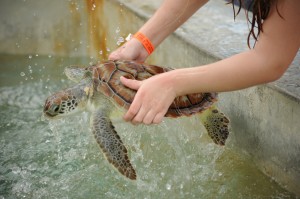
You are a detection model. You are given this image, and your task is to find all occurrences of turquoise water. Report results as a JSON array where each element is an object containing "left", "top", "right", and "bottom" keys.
[{"left": 0, "top": 54, "right": 296, "bottom": 198}]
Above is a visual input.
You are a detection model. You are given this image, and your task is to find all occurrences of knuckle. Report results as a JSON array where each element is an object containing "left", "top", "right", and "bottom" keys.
[
  {"left": 153, "top": 115, "right": 163, "bottom": 124},
  {"left": 143, "top": 118, "right": 152, "bottom": 125},
  {"left": 133, "top": 117, "right": 142, "bottom": 124}
]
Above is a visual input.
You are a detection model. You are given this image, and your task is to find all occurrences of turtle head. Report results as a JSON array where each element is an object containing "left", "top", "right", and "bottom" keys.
[{"left": 43, "top": 84, "right": 90, "bottom": 118}]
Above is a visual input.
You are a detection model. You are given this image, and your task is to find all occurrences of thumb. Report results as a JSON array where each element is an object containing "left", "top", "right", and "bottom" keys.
[{"left": 120, "top": 76, "right": 142, "bottom": 90}]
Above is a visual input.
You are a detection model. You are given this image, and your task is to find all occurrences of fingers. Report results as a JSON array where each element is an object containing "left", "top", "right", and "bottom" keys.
[
  {"left": 123, "top": 96, "right": 168, "bottom": 125},
  {"left": 120, "top": 76, "right": 141, "bottom": 90}
]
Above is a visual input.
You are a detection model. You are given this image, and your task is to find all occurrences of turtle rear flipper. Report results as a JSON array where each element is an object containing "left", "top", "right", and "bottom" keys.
[
  {"left": 199, "top": 106, "right": 230, "bottom": 146},
  {"left": 91, "top": 109, "right": 136, "bottom": 180}
]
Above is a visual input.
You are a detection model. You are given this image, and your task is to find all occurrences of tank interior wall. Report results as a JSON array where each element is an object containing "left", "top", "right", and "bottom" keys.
[{"left": 0, "top": 0, "right": 299, "bottom": 196}]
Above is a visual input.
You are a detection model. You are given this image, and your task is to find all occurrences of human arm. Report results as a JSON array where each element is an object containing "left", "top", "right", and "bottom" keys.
[
  {"left": 108, "top": 0, "right": 208, "bottom": 61},
  {"left": 122, "top": 0, "right": 300, "bottom": 124}
]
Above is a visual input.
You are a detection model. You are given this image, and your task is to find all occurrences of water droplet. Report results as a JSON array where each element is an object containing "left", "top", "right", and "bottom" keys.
[
  {"left": 166, "top": 183, "right": 171, "bottom": 190},
  {"left": 35, "top": 54, "right": 39, "bottom": 57},
  {"left": 115, "top": 27, "right": 120, "bottom": 34},
  {"left": 106, "top": 47, "right": 110, "bottom": 52},
  {"left": 125, "top": 33, "right": 132, "bottom": 41},
  {"left": 91, "top": 4, "right": 96, "bottom": 10},
  {"left": 28, "top": 55, "right": 32, "bottom": 59},
  {"left": 20, "top": 72, "right": 25, "bottom": 76},
  {"left": 99, "top": 50, "right": 103, "bottom": 55},
  {"left": 48, "top": 55, "right": 52, "bottom": 58},
  {"left": 180, "top": 184, "right": 184, "bottom": 189},
  {"left": 117, "top": 37, "right": 125, "bottom": 46}
]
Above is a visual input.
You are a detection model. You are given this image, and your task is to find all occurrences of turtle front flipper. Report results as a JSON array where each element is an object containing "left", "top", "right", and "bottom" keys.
[
  {"left": 64, "top": 66, "right": 92, "bottom": 83},
  {"left": 199, "top": 106, "right": 230, "bottom": 146},
  {"left": 91, "top": 109, "right": 136, "bottom": 180}
]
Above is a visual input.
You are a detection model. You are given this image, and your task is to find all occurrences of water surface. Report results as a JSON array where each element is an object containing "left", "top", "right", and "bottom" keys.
[{"left": 0, "top": 54, "right": 295, "bottom": 198}]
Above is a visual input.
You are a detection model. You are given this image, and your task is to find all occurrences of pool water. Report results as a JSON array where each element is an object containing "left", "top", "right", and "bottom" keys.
[{"left": 0, "top": 54, "right": 296, "bottom": 198}]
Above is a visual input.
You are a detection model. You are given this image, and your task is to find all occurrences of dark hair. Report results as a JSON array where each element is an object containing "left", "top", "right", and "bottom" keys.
[{"left": 230, "top": 0, "right": 279, "bottom": 48}]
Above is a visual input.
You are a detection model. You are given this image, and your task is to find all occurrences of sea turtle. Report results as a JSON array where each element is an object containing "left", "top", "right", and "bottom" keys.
[{"left": 43, "top": 60, "right": 230, "bottom": 180}]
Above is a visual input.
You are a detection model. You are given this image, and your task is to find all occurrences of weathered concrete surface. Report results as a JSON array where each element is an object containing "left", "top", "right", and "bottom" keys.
[{"left": 0, "top": 0, "right": 299, "bottom": 196}]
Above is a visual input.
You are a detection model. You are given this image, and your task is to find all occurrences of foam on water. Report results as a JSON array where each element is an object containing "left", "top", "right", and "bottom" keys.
[{"left": 0, "top": 54, "right": 296, "bottom": 198}]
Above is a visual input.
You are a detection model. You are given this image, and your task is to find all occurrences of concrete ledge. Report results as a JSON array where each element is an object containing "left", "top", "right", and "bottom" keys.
[{"left": 117, "top": 0, "right": 300, "bottom": 196}]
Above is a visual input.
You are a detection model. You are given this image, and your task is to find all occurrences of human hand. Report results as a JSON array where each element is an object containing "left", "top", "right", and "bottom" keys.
[
  {"left": 109, "top": 38, "right": 149, "bottom": 62},
  {"left": 120, "top": 73, "right": 177, "bottom": 125}
]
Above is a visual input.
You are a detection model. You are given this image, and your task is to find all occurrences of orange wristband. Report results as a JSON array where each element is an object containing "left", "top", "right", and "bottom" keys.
[{"left": 133, "top": 32, "right": 155, "bottom": 55}]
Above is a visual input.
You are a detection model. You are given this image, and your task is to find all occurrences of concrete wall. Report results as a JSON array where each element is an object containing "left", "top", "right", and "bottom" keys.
[{"left": 0, "top": 0, "right": 299, "bottom": 196}]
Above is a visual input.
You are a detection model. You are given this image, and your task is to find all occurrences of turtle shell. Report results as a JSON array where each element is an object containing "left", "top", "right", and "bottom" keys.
[{"left": 92, "top": 60, "right": 217, "bottom": 117}]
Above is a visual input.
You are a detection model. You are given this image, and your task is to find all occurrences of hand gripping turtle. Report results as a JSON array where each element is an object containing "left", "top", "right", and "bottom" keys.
[{"left": 43, "top": 60, "right": 230, "bottom": 180}]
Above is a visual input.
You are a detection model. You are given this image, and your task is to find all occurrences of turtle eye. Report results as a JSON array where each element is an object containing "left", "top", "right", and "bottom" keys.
[{"left": 52, "top": 105, "right": 60, "bottom": 113}]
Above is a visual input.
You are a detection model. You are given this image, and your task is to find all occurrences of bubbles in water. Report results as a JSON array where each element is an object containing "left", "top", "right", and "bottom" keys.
[
  {"left": 20, "top": 72, "right": 25, "bottom": 77},
  {"left": 28, "top": 55, "right": 32, "bottom": 59},
  {"left": 106, "top": 47, "right": 110, "bottom": 52},
  {"left": 99, "top": 50, "right": 103, "bottom": 55},
  {"left": 48, "top": 55, "right": 52, "bottom": 58}
]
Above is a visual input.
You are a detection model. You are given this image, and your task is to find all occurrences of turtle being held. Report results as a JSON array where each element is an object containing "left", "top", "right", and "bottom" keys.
[{"left": 43, "top": 60, "right": 230, "bottom": 180}]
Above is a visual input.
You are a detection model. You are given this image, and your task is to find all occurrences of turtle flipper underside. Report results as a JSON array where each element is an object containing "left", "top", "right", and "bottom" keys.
[
  {"left": 199, "top": 107, "right": 230, "bottom": 146},
  {"left": 91, "top": 110, "right": 136, "bottom": 180}
]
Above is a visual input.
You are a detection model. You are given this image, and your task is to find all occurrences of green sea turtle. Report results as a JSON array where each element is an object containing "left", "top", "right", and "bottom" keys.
[{"left": 43, "top": 60, "right": 230, "bottom": 180}]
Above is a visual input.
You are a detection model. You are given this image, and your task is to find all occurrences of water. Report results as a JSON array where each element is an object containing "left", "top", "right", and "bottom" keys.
[{"left": 0, "top": 54, "right": 296, "bottom": 198}]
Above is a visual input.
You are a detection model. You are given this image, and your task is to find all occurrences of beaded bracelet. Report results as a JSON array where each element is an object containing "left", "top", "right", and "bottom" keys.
[{"left": 133, "top": 32, "right": 155, "bottom": 55}]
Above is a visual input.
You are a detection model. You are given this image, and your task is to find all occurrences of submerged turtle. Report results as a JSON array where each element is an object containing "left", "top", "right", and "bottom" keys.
[{"left": 43, "top": 60, "right": 230, "bottom": 180}]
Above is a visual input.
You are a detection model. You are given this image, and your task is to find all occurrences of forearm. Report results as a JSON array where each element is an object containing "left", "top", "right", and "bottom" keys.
[
  {"left": 139, "top": 0, "right": 208, "bottom": 47},
  {"left": 169, "top": 49, "right": 288, "bottom": 95}
]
